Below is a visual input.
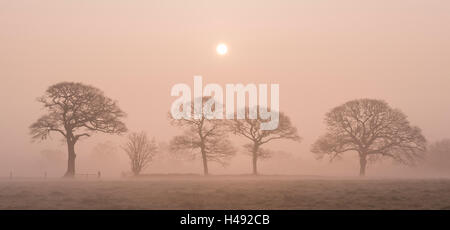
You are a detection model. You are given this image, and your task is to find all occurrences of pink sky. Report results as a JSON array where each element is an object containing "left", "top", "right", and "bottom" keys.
[{"left": 1, "top": 0, "right": 449, "bottom": 177}]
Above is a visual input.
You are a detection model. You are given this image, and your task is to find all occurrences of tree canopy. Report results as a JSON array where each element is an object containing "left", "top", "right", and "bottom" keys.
[
  {"left": 30, "top": 82, "right": 127, "bottom": 177},
  {"left": 312, "top": 99, "right": 426, "bottom": 176}
]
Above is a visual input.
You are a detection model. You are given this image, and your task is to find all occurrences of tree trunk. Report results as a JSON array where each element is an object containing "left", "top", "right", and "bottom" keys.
[
  {"left": 64, "top": 139, "right": 76, "bottom": 178},
  {"left": 359, "top": 154, "right": 367, "bottom": 176},
  {"left": 133, "top": 168, "right": 140, "bottom": 176},
  {"left": 201, "top": 147, "right": 209, "bottom": 176},
  {"left": 252, "top": 144, "right": 259, "bottom": 175}
]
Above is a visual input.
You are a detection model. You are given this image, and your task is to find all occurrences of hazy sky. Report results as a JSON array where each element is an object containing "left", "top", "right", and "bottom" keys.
[{"left": 1, "top": 0, "right": 449, "bottom": 177}]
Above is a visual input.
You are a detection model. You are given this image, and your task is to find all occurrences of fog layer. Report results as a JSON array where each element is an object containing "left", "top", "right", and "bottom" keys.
[{"left": 1, "top": 1, "right": 449, "bottom": 177}]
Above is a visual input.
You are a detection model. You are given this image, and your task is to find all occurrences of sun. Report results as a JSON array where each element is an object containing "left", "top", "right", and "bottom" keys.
[{"left": 216, "top": 43, "right": 228, "bottom": 55}]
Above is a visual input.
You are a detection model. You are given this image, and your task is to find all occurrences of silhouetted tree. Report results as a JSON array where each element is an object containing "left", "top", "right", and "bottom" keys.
[
  {"left": 30, "top": 82, "right": 127, "bottom": 177},
  {"left": 169, "top": 97, "right": 236, "bottom": 175},
  {"left": 311, "top": 99, "right": 426, "bottom": 176},
  {"left": 123, "top": 132, "right": 158, "bottom": 176},
  {"left": 230, "top": 107, "right": 301, "bottom": 175}
]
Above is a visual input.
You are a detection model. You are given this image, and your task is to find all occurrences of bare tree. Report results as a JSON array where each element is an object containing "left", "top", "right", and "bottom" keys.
[
  {"left": 30, "top": 82, "right": 127, "bottom": 177},
  {"left": 230, "top": 107, "right": 301, "bottom": 175},
  {"left": 123, "top": 132, "right": 158, "bottom": 176},
  {"left": 311, "top": 99, "right": 426, "bottom": 176},
  {"left": 169, "top": 97, "right": 236, "bottom": 175}
]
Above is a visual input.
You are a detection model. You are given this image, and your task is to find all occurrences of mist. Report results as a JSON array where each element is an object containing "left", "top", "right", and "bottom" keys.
[{"left": 1, "top": 0, "right": 450, "bottom": 179}]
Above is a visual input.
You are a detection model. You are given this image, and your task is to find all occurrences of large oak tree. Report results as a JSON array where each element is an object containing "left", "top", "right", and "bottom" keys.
[
  {"left": 312, "top": 99, "right": 426, "bottom": 176},
  {"left": 30, "top": 82, "right": 127, "bottom": 177}
]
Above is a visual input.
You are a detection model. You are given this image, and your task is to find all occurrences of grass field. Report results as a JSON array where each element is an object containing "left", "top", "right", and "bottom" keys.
[{"left": 1, "top": 176, "right": 450, "bottom": 210}]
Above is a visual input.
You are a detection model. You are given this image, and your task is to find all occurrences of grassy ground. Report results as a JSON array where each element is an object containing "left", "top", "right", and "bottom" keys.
[{"left": 1, "top": 175, "right": 450, "bottom": 210}]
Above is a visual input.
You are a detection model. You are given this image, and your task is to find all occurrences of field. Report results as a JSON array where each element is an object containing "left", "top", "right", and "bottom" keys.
[{"left": 1, "top": 176, "right": 450, "bottom": 210}]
